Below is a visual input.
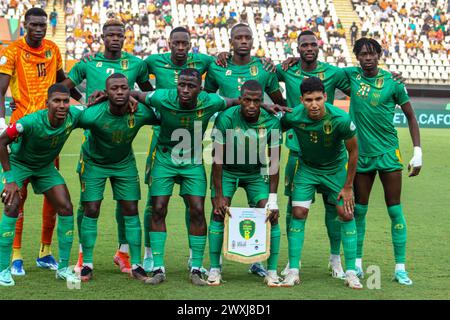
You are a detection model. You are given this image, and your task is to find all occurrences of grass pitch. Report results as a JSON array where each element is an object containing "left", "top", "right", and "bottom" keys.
[{"left": 0, "top": 128, "right": 449, "bottom": 300}]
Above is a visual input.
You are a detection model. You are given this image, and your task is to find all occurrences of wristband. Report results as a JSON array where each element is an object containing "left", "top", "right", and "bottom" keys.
[
  {"left": 413, "top": 146, "right": 422, "bottom": 157},
  {"left": 268, "top": 193, "right": 277, "bottom": 203}
]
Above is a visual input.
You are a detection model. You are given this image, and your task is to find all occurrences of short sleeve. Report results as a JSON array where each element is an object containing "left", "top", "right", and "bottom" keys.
[
  {"left": 200, "top": 53, "right": 215, "bottom": 68},
  {"left": 393, "top": 82, "right": 410, "bottom": 106},
  {"left": 212, "top": 113, "right": 227, "bottom": 145},
  {"left": 68, "top": 60, "right": 87, "bottom": 86},
  {"left": 0, "top": 45, "right": 16, "bottom": 76},
  {"left": 280, "top": 112, "right": 293, "bottom": 130},
  {"left": 145, "top": 90, "right": 163, "bottom": 111},
  {"left": 276, "top": 64, "right": 285, "bottom": 82},
  {"left": 141, "top": 103, "right": 159, "bottom": 125},
  {"left": 208, "top": 93, "right": 227, "bottom": 112},
  {"left": 265, "top": 71, "right": 280, "bottom": 94},
  {"left": 333, "top": 67, "right": 351, "bottom": 92},
  {"left": 15, "top": 113, "right": 34, "bottom": 136},
  {"left": 76, "top": 107, "right": 93, "bottom": 129},
  {"left": 137, "top": 59, "right": 150, "bottom": 84},
  {"left": 268, "top": 118, "right": 283, "bottom": 148},
  {"left": 204, "top": 68, "right": 219, "bottom": 93},
  {"left": 54, "top": 44, "right": 63, "bottom": 71},
  {"left": 144, "top": 55, "right": 155, "bottom": 74},
  {"left": 338, "top": 116, "right": 357, "bottom": 141}
]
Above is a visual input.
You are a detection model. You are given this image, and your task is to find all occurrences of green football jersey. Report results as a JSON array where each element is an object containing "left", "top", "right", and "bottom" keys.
[
  {"left": 204, "top": 57, "right": 280, "bottom": 98},
  {"left": 145, "top": 89, "right": 227, "bottom": 164},
  {"left": 77, "top": 101, "right": 159, "bottom": 167},
  {"left": 10, "top": 106, "right": 84, "bottom": 170},
  {"left": 144, "top": 52, "right": 215, "bottom": 136},
  {"left": 145, "top": 52, "right": 214, "bottom": 89},
  {"left": 276, "top": 61, "right": 350, "bottom": 152},
  {"left": 68, "top": 51, "right": 149, "bottom": 102},
  {"left": 213, "top": 106, "right": 282, "bottom": 175},
  {"left": 344, "top": 67, "right": 410, "bottom": 157},
  {"left": 281, "top": 103, "right": 356, "bottom": 174}
]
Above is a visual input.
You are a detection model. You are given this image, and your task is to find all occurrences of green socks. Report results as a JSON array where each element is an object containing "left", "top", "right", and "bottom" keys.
[
  {"left": 144, "top": 190, "right": 152, "bottom": 248},
  {"left": 76, "top": 202, "right": 84, "bottom": 240},
  {"left": 80, "top": 216, "right": 98, "bottom": 264},
  {"left": 267, "top": 224, "right": 281, "bottom": 271},
  {"left": 287, "top": 218, "right": 306, "bottom": 269},
  {"left": 354, "top": 203, "right": 368, "bottom": 259},
  {"left": 387, "top": 204, "right": 407, "bottom": 264},
  {"left": 184, "top": 198, "right": 191, "bottom": 249},
  {"left": 189, "top": 235, "right": 206, "bottom": 269},
  {"left": 115, "top": 204, "right": 127, "bottom": 246},
  {"left": 340, "top": 219, "right": 357, "bottom": 271},
  {"left": 124, "top": 215, "right": 142, "bottom": 265},
  {"left": 149, "top": 232, "right": 167, "bottom": 269},
  {"left": 208, "top": 219, "right": 224, "bottom": 269},
  {"left": 57, "top": 215, "right": 74, "bottom": 269},
  {"left": 285, "top": 201, "right": 292, "bottom": 235},
  {"left": 324, "top": 202, "right": 341, "bottom": 255},
  {"left": 0, "top": 213, "right": 17, "bottom": 271}
]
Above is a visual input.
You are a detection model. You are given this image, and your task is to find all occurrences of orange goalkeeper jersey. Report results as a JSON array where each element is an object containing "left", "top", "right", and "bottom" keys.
[{"left": 0, "top": 37, "right": 62, "bottom": 123}]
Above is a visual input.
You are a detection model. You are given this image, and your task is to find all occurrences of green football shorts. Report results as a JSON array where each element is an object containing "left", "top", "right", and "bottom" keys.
[
  {"left": 79, "top": 160, "right": 140, "bottom": 202},
  {"left": 1, "top": 161, "right": 65, "bottom": 194},
  {"left": 292, "top": 166, "right": 347, "bottom": 207},
  {"left": 210, "top": 170, "right": 269, "bottom": 207},
  {"left": 357, "top": 148, "right": 404, "bottom": 173},
  {"left": 149, "top": 157, "right": 207, "bottom": 197},
  {"left": 284, "top": 150, "right": 300, "bottom": 197}
]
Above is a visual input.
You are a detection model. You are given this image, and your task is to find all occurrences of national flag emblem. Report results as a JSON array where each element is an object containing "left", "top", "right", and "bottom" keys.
[
  {"left": 250, "top": 65, "right": 258, "bottom": 76},
  {"left": 121, "top": 59, "right": 129, "bottom": 70}
]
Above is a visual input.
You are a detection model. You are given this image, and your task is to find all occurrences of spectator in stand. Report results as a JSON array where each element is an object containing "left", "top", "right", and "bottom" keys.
[
  {"left": 50, "top": 7, "right": 58, "bottom": 36},
  {"left": 256, "top": 45, "right": 265, "bottom": 57},
  {"left": 350, "top": 22, "right": 358, "bottom": 46}
]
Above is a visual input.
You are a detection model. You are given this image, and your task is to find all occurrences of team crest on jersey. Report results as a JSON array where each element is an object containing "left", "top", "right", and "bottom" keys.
[
  {"left": 250, "top": 65, "right": 258, "bottom": 77},
  {"left": 96, "top": 62, "right": 103, "bottom": 68},
  {"left": 375, "top": 77, "right": 384, "bottom": 89},
  {"left": 226, "top": 70, "right": 232, "bottom": 76},
  {"left": 121, "top": 59, "right": 129, "bottom": 70},
  {"left": 356, "top": 74, "right": 361, "bottom": 80},
  {"left": 187, "top": 62, "right": 196, "bottom": 69},
  {"left": 45, "top": 50, "right": 52, "bottom": 59},
  {"left": 298, "top": 123, "right": 306, "bottom": 129},
  {"left": 317, "top": 72, "right": 325, "bottom": 80},
  {"left": 196, "top": 109, "right": 204, "bottom": 118},
  {"left": 323, "top": 120, "right": 333, "bottom": 134},
  {"left": 128, "top": 114, "right": 135, "bottom": 128}
]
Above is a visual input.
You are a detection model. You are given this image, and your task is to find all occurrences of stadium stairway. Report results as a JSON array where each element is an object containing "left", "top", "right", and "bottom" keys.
[
  {"left": 333, "top": 0, "right": 361, "bottom": 66},
  {"left": 46, "top": 3, "right": 66, "bottom": 69}
]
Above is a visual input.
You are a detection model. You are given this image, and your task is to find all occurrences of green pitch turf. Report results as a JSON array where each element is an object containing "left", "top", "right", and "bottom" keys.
[{"left": 0, "top": 127, "right": 448, "bottom": 300}]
